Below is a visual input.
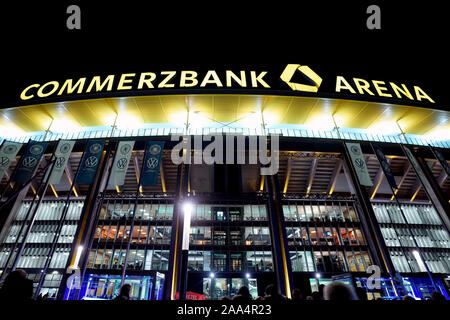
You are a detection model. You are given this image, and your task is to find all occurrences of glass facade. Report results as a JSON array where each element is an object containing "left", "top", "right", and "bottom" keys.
[
  {"left": 283, "top": 200, "right": 372, "bottom": 273},
  {"left": 0, "top": 200, "right": 84, "bottom": 297},
  {"left": 188, "top": 204, "right": 274, "bottom": 274},
  {"left": 86, "top": 199, "right": 173, "bottom": 272},
  {"left": 373, "top": 203, "right": 450, "bottom": 274},
  {"left": 0, "top": 136, "right": 448, "bottom": 301}
]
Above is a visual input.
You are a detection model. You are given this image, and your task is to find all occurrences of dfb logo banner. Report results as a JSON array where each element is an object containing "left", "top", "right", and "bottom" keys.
[
  {"left": 345, "top": 142, "right": 373, "bottom": 186},
  {"left": 48, "top": 140, "right": 76, "bottom": 185},
  {"left": 0, "top": 141, "right": 23, "bottom": 181},
  {"left": 372, "top": 143, "right": 398, "bottom": 190},
  {"left": 13, "top": 140, "right": 48, "bottom": 183},
  {"left": 108, "top": 140, "right": 135, "bottom": 186},
  {"left": 141, "top": 141, "right": 165, "bottom": 186},
  {"left": 76, "top": 140, "right": 105, "bottom": 184}
]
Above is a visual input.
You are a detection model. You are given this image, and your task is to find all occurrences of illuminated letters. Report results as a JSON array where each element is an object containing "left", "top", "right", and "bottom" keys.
[
  {"left": 250, "top": 71, "right": 270, "bottom": 88},
  {"left": 158, "top": 71, "right": 176, "bottom": 88},
  {"left": 180, "top": 71, "right": 198, "bottom": 88},
  {"left": 16, "top": 67, "right": 435, "bottom": 105},
  {"left": 353, "top": 78, "right": 375, "bottom": 96},
  {"left": 200, "top": 71, "right": 223, "bottom": 87},
  {"left": 86, "top": 75, "right": 115, "bottom": 93},
  {"left": 37, "top": 81, "right": 60, "bottom": 98},
  {"left": 372, "top": 80, "right": 392, "bottom": 98},
  {"left": 335, "top": 76, "right": 356, "bottom": 94},
  {"left": 58, "top": 78, "right": 86, "bottom": 95},
  {"left": 20, "top": 84, "right": 40, "bottom": 100},
  {"left": 414, "top": 86, "right": 435, "bottom": 103},
  {"left": 226, "top": 71, "right": 246, "bottom": 87},
  {"left": 138, "top": 73, "right": 156, "bottom": 89},
  {"left": 117, "top": 73, "right": 135, "bottom": 90}
]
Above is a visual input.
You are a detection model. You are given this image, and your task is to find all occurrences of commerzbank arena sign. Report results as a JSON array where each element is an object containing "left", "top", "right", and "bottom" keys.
[{"left": 19, "top": 64, "right": 435, "bottom": 105}]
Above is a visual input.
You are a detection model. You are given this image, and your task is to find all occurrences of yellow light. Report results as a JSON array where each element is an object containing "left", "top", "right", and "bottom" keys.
[
  {"left": 189, "top": 111, "right": 211, "bottom": 129},
  {"left": 0, "top": 124, "right": 25, "bottom": 138},
  {"left": 410, "top": 188, "right": 420, "bottom": 202},
  {"left": 115, "top": 113, "right": 143, "bottom": 130},
  {"left": 306, "top": 115, "right": 335, "bottom": 131},
  {"left": 50, "top": 184, "right": 58, "bottom": 198},
  {"left": 367, "top": 121, "right": 401, "bottom": 135},
  {"left": 50, "top": 118, "right": 81, "bottom": 133},
  {"left": 238, "top": 111, "right": 261, "bottom": 129},
  {"left": 115, "top": 185, "right": 120, "bottom": 194},
  {"left": 169, "top": 110, "right": 188, "bottom": 128},
  {"left": 424, "top": 125, "right": 450, "bottom": 141},
  {"left": 262, "top": 110, "right": 281, "bottom": 127}
]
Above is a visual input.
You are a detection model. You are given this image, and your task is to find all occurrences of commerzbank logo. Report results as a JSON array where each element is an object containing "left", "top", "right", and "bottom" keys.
[{"left": 280, "top": 64, "right": 323, "bottom": 92}]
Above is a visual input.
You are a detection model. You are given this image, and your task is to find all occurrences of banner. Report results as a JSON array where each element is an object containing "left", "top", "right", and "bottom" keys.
[
  {"left": 48, "top": 140, "right": 76, "bottom": 185},
  {"left": 13, "top": 140, "right": 48, "bottom": 183},
  {"left": 0, "top": 141, "right": 22, "bottom": 181},
  {"left": 141, "top": 141, "right": 165, "bottom": 186},
  {"left": 372, "top": 143, "right": 398, "bottom": 190},
  {"left": 345, "top": 142, "right": 373, "bottom": 186},
  {"left": 430, "top": 146, "right": 450, "bottom": 177},
  {"left": 76, "top": 140, "right": 105, "bottom": 184},
  {"left": 108, "top": 140, "right": 135, "bottom": 186}
]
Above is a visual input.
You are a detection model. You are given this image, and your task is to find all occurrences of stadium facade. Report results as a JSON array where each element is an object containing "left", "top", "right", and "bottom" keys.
[{"left": 0, "top": 64, "right": 449, "bottom": 300}]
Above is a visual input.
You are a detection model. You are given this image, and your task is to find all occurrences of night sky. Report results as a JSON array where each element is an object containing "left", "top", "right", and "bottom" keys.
[{"left": 0, "top": 1, "right": 448, "bottom": 110}]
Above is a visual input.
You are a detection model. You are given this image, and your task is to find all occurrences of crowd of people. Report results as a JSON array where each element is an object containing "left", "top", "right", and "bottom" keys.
[
  {"left": 218, "top": 282, "right": 447, "bottom": 302},
  {"left": 0, "top": 269, "right": 448, "bottom": 301}
]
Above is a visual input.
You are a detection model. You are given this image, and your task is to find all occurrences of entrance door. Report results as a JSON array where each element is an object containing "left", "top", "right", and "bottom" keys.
[
  {"left": 203, "top": 277, "right": 258, "bottom": 299},
  {"left": 153, "top": 272, "right": 165, "bottom": 300}
]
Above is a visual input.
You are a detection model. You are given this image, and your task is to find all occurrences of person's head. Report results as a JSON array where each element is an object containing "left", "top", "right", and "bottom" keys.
[
  {"left": 264, "top": 284, "right": 278, "bottom": 296},
  {"left": 431, "top": 291, "right": 446, "bottom": 301},
  {"left": 305, "top": 296, "right": 313, "bottom": 300},
  {"left": 323, "top": 281, "right": 358, "bottom": 301},
  {"left": 311, "top": 291, "right": 321, "bottom": 301},
  {"left": 237, "top": 285, "right": 250, "bottom": 297},
  {"left": 0, "top": 269, "right": 33, "bottom": 300},
  {"left": 402, "top": 295, "right": 415, "bottom": 301},
  {"left": 355, "top": 287, "right": 368, "bottom": 301},
  {"left": 220, "top": 296, "right": 231, "bottom": 300},
  {"left": 120, "top": 284, "right": 132, "bottom": 297},
  {"left": 292, "top": 288, "right": 303, "bottom": 301}
]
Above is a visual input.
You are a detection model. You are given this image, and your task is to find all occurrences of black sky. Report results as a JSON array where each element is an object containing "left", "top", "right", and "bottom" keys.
[{"left": 0, "top": 1, "right": 448, "bottom": 109}]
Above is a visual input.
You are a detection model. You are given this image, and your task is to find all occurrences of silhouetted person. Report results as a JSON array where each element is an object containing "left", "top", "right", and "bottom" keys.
[
  {"left": 355, "top": 287, "right": 368, "bottom": 301},
  {"left": 311, "top": 291, "right": 321, "bottom": 301},
  {"left": 232, "top": 286, "right": 252, "bottom": 302},
  {"left": 323, "top": 281, "right": 358, "bottom": 301},
  {"left": 263, "top": 284, "right": 287, "bottom": 302},
  {"left": 254, "top": 296, "right": 264, "bottom": 301},
  {"left": 431, "top": 291, "right": 446, "bottom": 301},
  {"left": 220, "top": 296, "right": 231, "bottom": 301},
  {"left": 291, "top": 288, "right": 303, "bottom": 301},
  {"left": 113, "top": 283, "right": 132, "bottom": 301},
  {"left": 0, "top": 269, "right": 33, "bottom": 300},
  {"left": 318, "top": 284, "right": 325, "bottom": 300},
  {"left": 402, "top": 295, "right": 415, "bottom": 301}
]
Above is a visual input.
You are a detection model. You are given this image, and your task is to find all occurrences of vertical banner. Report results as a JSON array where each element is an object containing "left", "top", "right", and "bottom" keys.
[
  {"left": 108, "top": 140, "right": 135, "bottom": 186},
  {"left": 0, "top": 141, "right": 22, "bottom": 181},
  {"left": 141, "top": 141, "right": 165, "bottom": 186},
  {"left": 372, "top": 143, "right": 398, "bottom": 190},
  {"left": 403, "top": 146, "right": 430, "bottom": 188},
  {"left": 13, "top": 140, "right": 48, "bottom": 183},
  {"left": 76, "top": 140, "right": 105, "bottom": 184},
  {"left": 430, "top": 146, "right": 450, "bottom": 177},
  {"left": 345, "top": 142, "right": 373, "bottom": 186},
  {"left": 48, "top": 140, "right": 76, "bottom": 185}
]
